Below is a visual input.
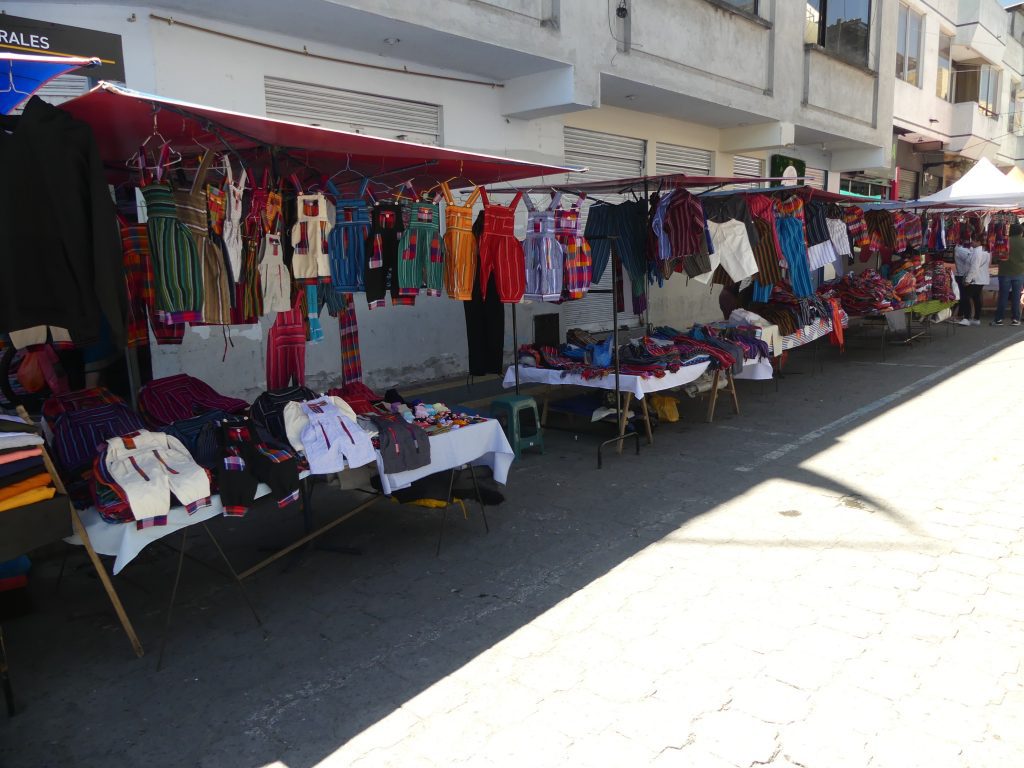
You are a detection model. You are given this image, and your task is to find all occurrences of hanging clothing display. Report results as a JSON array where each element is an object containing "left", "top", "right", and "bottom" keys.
[
  {"left": 553, "top": 193, "right": 591, "bottom": 300},
  {"left": 584, "top": 203, "right": 614, "bottom": 285},
  {"left": 0, "top": 96, "right": 127, "bottom": 348},
  {"left": 234, "top": 170, "right": 270, "bottom": 324},
  {"left": 441, "top": 183, "right": 480, "bottom": 301},
  {"left": 398, "top": 196, "right": 446, "bottom": 298},
  {"left": 364, "top": 201, "right": 410, "bottom": 309},
  {"left": 465, "top": 210, "right": 505, "bottom": 375},
  {"left": 337, "top": 294, "right": 363, "bottom": 384},
  {"left": 804, "top": 200, "right": 838, "bottom": 271},
  {"left": 206, "top": 181, "right": 235, "bottom": 305},
  {"left": 143, "top": 181, "right": 205, "bottom": 325},
  {"left": 477, "top": 189, "right": 526, "bottom": 303},
  {"left": 258, "top": 234, "right": 292, "bottom": 315},
  {"left": 777, "top": 215, "right": 814, "bottom": 298},
  {"left": 706, "top": 220, "right": 759, "bottom": 282},
  {"left": 221, "top": 159, "right": 246, "bottom": 286},
  {"left": 291, "top": 192, "right": 334, "bottom": 279},
  {"left": 327, "top": 180, "right": 370, "bottom": 293},
  {"left": 120, "top": 218, "right": 185, "bottom": 346},
  {"left": 521, "top": 192, "right": 564, "bottom": 302},
  {"left": 266, "top": 291, "right": 306, "bottom": 389},
  {"left": 174, "top": 152, "right": 232, "bottom": 325}
]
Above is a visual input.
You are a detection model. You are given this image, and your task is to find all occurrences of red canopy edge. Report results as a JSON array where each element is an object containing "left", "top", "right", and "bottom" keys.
[{"left": 59, "top": 82, "right": 578, "bottom": 190}]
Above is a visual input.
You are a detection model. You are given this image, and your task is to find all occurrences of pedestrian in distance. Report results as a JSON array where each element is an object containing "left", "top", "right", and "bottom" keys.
[
  {"left": 953, "top": 241, "right": 971, "bottom": 322},
  {"left": 957, "top": 235, "right": 990, "bottom": 327},
  {"left": 991, "top": 222, "right": 1024, "bottom": 326}
]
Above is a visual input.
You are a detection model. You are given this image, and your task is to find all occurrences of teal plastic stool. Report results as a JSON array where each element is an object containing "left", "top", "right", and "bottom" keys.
[{"left": 489, "top": 395, "right": 544, "bottom": 458}]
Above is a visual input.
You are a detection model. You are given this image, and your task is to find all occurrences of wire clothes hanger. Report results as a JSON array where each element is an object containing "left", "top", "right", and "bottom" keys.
[
  {"left": 126, "top": 109, "right": 182, "bottom": 176},
  {"left": 0, "top": 59, "right": 31, "bottom": 97}
]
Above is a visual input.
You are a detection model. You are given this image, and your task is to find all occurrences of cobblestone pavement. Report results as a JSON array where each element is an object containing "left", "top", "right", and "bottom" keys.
[{"left": 2, "top": 325, "right": 1023, "bottom": 768}]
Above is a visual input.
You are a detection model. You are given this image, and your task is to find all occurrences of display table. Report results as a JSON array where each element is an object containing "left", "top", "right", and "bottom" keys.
[
  {"left": 735, "top": 357, "right": 773, "bottom": 381},
  {"left": 502, "top": 361, "right": 711, "bottom": 400},
  {"left": 69, "top": 483, "right": 286, "bottom": 576},
  {"left": 503, "top": 361, "right": 712, "bottom": 448},
  {"left": 376, "top": 419, "right": 514, "bottom": 495}
]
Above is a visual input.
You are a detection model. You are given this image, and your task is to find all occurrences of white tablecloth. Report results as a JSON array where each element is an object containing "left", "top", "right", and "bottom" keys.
[
  {"left": 69, "top": 422, "right": 514, "bottom": 572},
  {"left": 68, "top": 483, "right": 278, "bottom": 575},
  {"left": 503, "top": 361, "right": 711, "bottom": 400},
  {"left": 376, "top": 419, "right": 514, "bottom": 495}
]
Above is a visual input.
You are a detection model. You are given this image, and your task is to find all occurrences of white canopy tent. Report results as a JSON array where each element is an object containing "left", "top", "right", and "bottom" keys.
[
  {"left": 913, "top": 157, "right": 1024, "bottom": 207},
  {"left": 1006, "top": 166, "right": 1024, "bottom": 186}
]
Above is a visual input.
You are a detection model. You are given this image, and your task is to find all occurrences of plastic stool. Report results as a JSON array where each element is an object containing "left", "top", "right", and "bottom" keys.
[{"left": 489, "top": 395, "right": 544, "bottom": 458}]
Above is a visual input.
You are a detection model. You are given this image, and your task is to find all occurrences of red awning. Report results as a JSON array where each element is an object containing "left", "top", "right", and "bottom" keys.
[{"left": 59, "top": 82, "right": 577, "bottom": 190}]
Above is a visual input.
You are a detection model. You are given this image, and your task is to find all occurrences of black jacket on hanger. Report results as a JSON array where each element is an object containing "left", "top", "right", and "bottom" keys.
[{"left": 0, "top": 96, "right": 127, "bottom": 348}]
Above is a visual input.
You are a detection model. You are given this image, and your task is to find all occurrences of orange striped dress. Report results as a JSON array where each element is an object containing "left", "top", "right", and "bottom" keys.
[{"left": 442, "top": 183, "right": 481, "bottom": 300}]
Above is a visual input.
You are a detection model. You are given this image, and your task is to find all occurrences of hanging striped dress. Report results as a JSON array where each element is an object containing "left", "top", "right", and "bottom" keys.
[
  {"left": 399, "top": 198, "right": 446, "bottom": 298},
  {"left": 142, "top": 182, "right": 204, "bottom": 324},
  {"left": 442, "top": 183, "right": 480, "bottom": 300},
  {"left": 521, "top": 192, "right": 563, "bottom": 302}
]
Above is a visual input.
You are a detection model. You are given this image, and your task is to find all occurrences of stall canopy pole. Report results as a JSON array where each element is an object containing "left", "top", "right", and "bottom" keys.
[{"left": 511, "top": 303, "right": 520, "bottom": 395}]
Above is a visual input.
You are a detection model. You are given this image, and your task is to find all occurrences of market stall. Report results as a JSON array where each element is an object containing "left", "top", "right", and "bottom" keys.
[{"left": 1, "top": 81, "right": 573, "bottom": 657}]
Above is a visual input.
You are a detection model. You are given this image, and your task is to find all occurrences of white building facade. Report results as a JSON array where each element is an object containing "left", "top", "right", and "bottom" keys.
[
  {"left": 2, "top": 1, "right": 899, "bottom": 397},
  {"left": 889, "top": 0, "right": 1024, "bottom": 200}
]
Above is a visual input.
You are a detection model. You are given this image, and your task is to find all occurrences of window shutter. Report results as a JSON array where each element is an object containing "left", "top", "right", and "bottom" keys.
[
  {"left": 655, "top": 142, "right": 714, "bottom": 176},
  {"left": 897, "top": 169, "right": 919, "bottom": 200},
  {"left": 804, "top": 167, "right": 828, "bottom": 190},
  {"left": 264, "top": 76, "right": 441, "bottom": 145},
  {"left": 11, "top": 74, "right": 90, "bottom": 113},
  {"left": 732, "top": 154, "right": 764, "bottom": 189}
]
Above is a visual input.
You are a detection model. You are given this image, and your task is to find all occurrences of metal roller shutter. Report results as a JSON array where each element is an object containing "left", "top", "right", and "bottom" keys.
[
  {"left": 897, "top": 169, "right": 919, "bottom": 200},
  {"left": 11, "top": 74, "right": 90, "bottom": 113},
  {"left": 732, "top": 155, "right": 764, "bottom": 189},
  {"left": 655, "top": 142, "right": 714, "bottom": 176},
  {"left": 264, "top": 76, "right": 441, "bottom": 145},
  {"left": 804, "top": 167, "right": 827, "bottom": 190},
  {"left": 561, "top": 127, "right": 646, "bottom": 332}
]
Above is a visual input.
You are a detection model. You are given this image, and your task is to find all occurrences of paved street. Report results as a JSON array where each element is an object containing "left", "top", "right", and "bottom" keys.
[{"left": 2, "top": 322, "right": 1023, "bottom": 768}]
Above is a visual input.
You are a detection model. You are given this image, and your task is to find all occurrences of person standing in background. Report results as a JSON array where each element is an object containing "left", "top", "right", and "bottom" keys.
[
  {"left": 958, "top": 235, "right": 991, "bottom": 327},
  {"left": 954, "top": 241, "right": 972, "bottom": 323},
  {"left": 991, "top": 223, "right": 1024, "bottom": 326}
]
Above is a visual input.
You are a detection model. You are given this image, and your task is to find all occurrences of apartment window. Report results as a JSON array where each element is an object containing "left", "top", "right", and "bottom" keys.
[
  {"left": 1010, "top": 80, "right": 1023, "bottom": 135},
  {"left": 896, "top": 3, "right": 922, "bottom": 86},
  {"left": 805, "top": 0, "right": 872, "bottom": 68},
  {"left": 720, "top": 0, "right": 758, "bottom": 12},
  {"left": 954, "top": 63, "right": 1001, "bottom": 118},
  {"left": 1012, "top": 10, "right": 1024, "bottom": 44},
  {"left": 936, "top": 32, "right": 952, "bottom": 101}
]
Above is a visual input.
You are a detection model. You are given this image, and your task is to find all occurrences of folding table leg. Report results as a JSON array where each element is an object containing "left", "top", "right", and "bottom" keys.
[
  {"left": 640, "top": 397, "right": 653, "bottom": 444},
  {"left": 468, "top": 464, "right": 489, "bottom": 533},
  {"left": 202, "top": 524, "right": 263, "bottom": 632},
  {"left": 72, "top": 508, "right": 144, "bottom": 659},
  {"left": 617, "top": 392, "right": 634, "bottom": 455},
  {"left": 727, "top": 370, "right": 741, "bottom": 416},
  {"left": 706, "top": 370, "right": 721, "bottom": 423},
  {"left": 157, "top": 528, "right": 189, "bottom": 671},
  {"left": 437, "top": 468, "right": 458, "bottom": 557}
]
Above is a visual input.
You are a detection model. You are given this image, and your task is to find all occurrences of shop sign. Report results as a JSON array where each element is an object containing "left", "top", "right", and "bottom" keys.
[{"left": 0, "top": 13, "right": 125, "bottom": 81}]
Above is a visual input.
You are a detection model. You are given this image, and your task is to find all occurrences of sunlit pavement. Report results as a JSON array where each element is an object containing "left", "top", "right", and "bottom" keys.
[{"left": 3, "top": 323, "right": 1023, "bottom": 768}]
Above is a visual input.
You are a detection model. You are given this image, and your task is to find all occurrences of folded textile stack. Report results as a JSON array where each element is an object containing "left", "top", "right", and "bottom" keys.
[
  {"left": 819, "top": 270, "right": 904, "bottom": 316},
  {"left": 0, "top": 414, "right": 56, "bottom": 513},
  {"left": 928, "top": 262, "right": 956, "bottom": 302}
]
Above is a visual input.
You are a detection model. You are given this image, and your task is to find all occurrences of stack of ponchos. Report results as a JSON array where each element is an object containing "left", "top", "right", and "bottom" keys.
[
  {"left": 0, "top": 415, "right": 56, "bottom": 513},
  {"left": 819, "top": 270, "right": 904, "bottom": 316},
  {"left": 650, "top": 327, "right": 746, "bottom": 373},
  {"left": 517, "top": 339, "right": 709, "bottom": 380}
]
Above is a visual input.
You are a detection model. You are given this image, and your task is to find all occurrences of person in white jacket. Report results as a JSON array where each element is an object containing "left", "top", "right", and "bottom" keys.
[{"left": 958, "top": 237, "right": 991, "bottom": 326}]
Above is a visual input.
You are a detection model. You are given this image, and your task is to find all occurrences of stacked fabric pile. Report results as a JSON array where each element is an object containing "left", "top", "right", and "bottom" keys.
[
  {"left": 819, "top": 270, "right": 904, "bottom": 316},
  {"left": 517, "top": 336, "right": 710, "bottom": 380},
  {"left": 928, "top": 262, "right": 956, "bottom": 302},
  {"left": 650, "top": 327, "right": 744, "bottom": 373},
  {"left": 0, "top": 415, "right": 56, "bottom": 513}
]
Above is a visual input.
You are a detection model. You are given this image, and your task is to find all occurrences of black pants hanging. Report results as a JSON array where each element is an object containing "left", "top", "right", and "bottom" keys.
[{"left": 464, "top": 270, "right": 505, "bottom": 376}]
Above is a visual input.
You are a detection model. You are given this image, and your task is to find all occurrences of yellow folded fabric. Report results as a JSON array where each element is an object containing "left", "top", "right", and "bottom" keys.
[
  {"left": 0, "top": 485, "right": 56, "bottom": 512},
  {"left": 0, "top": 472, "right": 52, "bottom": 502}
]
